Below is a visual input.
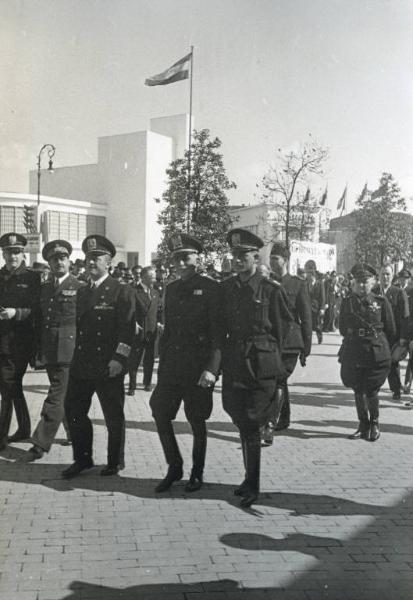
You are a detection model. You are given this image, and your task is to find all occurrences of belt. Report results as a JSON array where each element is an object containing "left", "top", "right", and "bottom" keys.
[{"left": 349, "top": 328, "right": 381, "bottom": 338}]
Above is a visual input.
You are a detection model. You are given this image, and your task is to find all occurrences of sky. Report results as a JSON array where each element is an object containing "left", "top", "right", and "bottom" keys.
[{"left": 1, "top": 0, "right": 412, "bottom": 215}]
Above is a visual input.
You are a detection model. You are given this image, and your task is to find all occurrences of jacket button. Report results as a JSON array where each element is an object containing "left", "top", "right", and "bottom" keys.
[
  {"left": 98, "top": 317, "right": 101, "bottom": 321},
  {"left": 97, "top": 332, "right": 101, "bottom": 336},
  {"left": 78, "top": 345, "right": 82, "bottom": 350},
  {"left": 97, "top": 347, "right": 101, "bottom": 351}
]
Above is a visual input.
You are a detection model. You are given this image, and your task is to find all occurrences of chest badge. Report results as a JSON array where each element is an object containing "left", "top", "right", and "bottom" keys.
[{"left": 193, "top": 289, "right": 203, "bottom": 296}]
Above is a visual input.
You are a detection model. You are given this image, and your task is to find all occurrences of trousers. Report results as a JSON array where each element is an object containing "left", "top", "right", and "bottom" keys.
[
  {"left": 0, "top": 354, "right": 31, "bottom": 444},
  {"left": 32, "top": 364, "right": 70, "bottom": 451}
]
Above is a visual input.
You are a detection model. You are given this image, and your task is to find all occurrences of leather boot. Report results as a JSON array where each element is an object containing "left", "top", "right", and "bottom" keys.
[
  {"left": 234, "top": 437, "right": 248, "bottom": 496},
  {"left": 185, "top": 422, "right": 207, "bottom": 492},
  {"left": 367, "top": 393, "right": 380, "bottom": 442},
  {"left": 239, "top": 431, "right": 261, "bottom": 508},
  {"left": 348, "top": 393, "right": 370, "bottom": 440},
  {"left": 276, "top": 385, "right": 290, "bottom": 431},
  {"left": 154, "top": 421, "right": 183, "bottom": 492}
]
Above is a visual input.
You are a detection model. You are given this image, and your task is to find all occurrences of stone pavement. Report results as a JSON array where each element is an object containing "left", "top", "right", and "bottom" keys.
[{"left": 0, "top": 331, "right": 412, "bottom": 600}]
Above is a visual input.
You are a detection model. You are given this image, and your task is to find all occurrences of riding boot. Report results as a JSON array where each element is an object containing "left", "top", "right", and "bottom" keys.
[
  {"left": 348, "top": 392, "right": 370, "bottom": 440},
  {"left": 239, "top": 430, "right": 261, "bottom": 508},
  {"left": 276, "top": 384, "right": 290, "bottom": 430},
  {"left": 154, "top": 420, "right": 183, "bottom": 492},
  {"left": 367, "top": 393, "right": 380, "bottom": 442},
  {"left": 185, "top": 421, "right": 207, "bottom": 492},
  {"left": 234, "top": 436, "right": 248, "bottom": 496}
]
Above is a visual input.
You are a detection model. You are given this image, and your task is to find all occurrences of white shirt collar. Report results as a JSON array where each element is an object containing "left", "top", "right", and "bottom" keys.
[
  {"left": 56, "top": 272, "right": 70, "bottom": 286},
  {"left": 92, "top": 273, "right": 109, "bottom": 288}
]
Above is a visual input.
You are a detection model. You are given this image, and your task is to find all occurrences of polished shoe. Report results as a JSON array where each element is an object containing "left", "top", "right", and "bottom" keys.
[
  {"left": 8, "top": 431, "right": 30, "bottom": 443},
  {"left": 348, "top": 428, "right": 369, "bottom": 440},
  {"left": 392, "top": 392, "right": 401, "bottom": 401},
  {"left": 155, "top": 466, "right": 183, "bottom": 493},
  {"left": 60, "top": 439, "right": 72, "bottom": 446},
  {"left": 317, "top": 332, "right": 323, "bottom": 344},
  {"left": 61, "top": 461, "right": 94, "bottom": 479},
  {"left": 185, "top": 474, "right": 203, "bottom": 493},
  {"left": 126, "top": 388, "right": 135, "bottom": 396},
  {"left": 275, "top": 420, "right": 290, "bottom": 432},
  {"left": 234, "top": 480, "right": 249, "bottom": 497},
  {"left": 24, "top": 446, "right": 44, "bottom": 462},
  {"left": 143, "top": 384, "right": 152, "bottom": 392},
  {"left": 260, "top": 422, "right": 274, "bottom": 446},
  {"left": 240, "top": 489, "right": 258, "bottom": 508},
  {"left": 369, "top": 423, "right": 380, "bottom": 442},
  {"left": 100, "top": 465, "right": 120, "bottom": 476}
]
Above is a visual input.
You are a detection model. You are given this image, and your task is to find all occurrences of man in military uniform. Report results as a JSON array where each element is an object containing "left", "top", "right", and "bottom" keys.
[
  {"left": 375, "top": 264, "right": 409, "bottom": 401},
  {"left": 260, "top": 241, "right": 312, "bottom": 441},
  {"left": 150, "top": 233, "right": 221, "bottom": 494},
  {"left": 339, "top": 263, "right": 395, "bottom": 441},
  {"left": 22, "top": 240, "right": 85, "bottom": 461},
  {"left": 221, "top": 229, "right": 293, "bottom": 507},
  {"left": 0, "top": 233, "right": 40, "bottom": 449},
  {"left": 62, "top": 235, "right": 135, "bottom": 478},
  {"left": 305, "top": 260, "right": 326, "bottom": 344}
]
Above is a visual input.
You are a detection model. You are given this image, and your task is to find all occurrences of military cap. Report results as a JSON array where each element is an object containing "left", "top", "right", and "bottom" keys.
[
  {"left": 81, "top": 235, "right": 116, "bottom": 258},
  {"left": 32, "top": 261, "right": 49, "bottom": 272},
  {"left": 167, "top": 232, "right": 204, "bottom": 256},
  {"left": 304, "top": 259, "right": 317, "bottom": 271},
  {"left": 42, "top": 239, "right": 72, "bottom": 261},
  {"left": 351, "top": 262, "right": 377, "bottom": 281},
  {"left": 0, "top": 232, "right": 27, "bottom": 250},
  {"left": 398, "top": 268, "right": 412, "bottom": 279},
  {"left": 270, "top": 241, "right": 290, "bottom": 260},
  {"left": 227, "top": 228, "right": 264, "bottom": 252}
]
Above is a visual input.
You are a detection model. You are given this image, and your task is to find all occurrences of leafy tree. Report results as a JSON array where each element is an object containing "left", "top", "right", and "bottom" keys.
[
  {"left": 261, "top": 139, "right": 329, "bottom": 249},
  {"left": 157, "top": 129, "right": 236, "bottom": 260},
  {"left": 354, "top": 172, "right": 413, "bottom": 267}
]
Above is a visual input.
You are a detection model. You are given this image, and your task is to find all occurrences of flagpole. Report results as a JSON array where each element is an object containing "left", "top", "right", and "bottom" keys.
[{"left": 186, "top": 46, "right": 194, "bottom": 232}]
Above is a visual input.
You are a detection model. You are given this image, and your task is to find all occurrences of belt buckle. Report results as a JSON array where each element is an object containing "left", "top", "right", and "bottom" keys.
[{"left": 358, "top": 328, "right": 365, "bottom": 336}]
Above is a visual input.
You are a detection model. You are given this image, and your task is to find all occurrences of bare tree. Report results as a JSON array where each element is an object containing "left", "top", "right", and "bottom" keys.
[{"left": 262, "top": 139, "right": 329, "bottom": 249}]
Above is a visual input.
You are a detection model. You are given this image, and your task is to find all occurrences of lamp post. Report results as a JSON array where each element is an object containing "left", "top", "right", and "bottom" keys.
[{"left": 37, "top": 144, "right": 55, "bottom": 208}]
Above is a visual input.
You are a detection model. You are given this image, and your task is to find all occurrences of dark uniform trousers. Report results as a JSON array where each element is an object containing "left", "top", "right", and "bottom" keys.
[
  {"left": 274, "top": 353, "right": 299, "bottom": 425},
  {"left": 65, "top": 374, "right": 125, "bottom": 468},
  {"left": 149, "top": 272, "right": 221, "bottom": 479},
  {"left": 0, "top": 263, "right": 40, "bottom": 444},
  {"left": 221, "top": 272, "right": 293, "bottom": 497},
  {"left": 129, "top": 333, "right": 156, "bottom": 389},
  {"left": 31, "top": 365, "right": 69, "bottom": 451},
  {"left": 65, "top": 275, "right": 135, "bottom": 469}
]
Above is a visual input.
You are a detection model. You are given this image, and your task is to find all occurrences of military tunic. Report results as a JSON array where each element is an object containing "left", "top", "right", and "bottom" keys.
[
  {"left": 339, "top": 292, "right": 395, "bottom": 393},
  {"left": 0, "top": 263, "right": 40, "bottom": 445},
  {"left": 65, "top": 275, "right": 135, "bottom": 468},
  {"left": 31, "top": 274, "right": 85, "bottom": 452}
]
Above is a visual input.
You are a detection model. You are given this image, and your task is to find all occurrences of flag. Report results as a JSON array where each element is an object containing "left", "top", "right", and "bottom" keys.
[
  {"left": 145, "top": 52, "right": 192, "bottom": 86},
  {"left": 371, "top": 182, "right": 387, "bottom": 200},
  {"left": 337, "top": 185, "right": 347, "bottom": 211},
  {"left": 358, "top": 182, "right": 368, "bottom": 203},
  {"left": 319, "top": 186, "right": 328, "bottom": 206},
  {"left": 303, "top": 187, "right": 310, "bottom": 203}
]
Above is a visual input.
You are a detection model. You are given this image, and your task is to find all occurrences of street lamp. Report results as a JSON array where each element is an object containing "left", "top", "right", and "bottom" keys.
[{"left": 37, "top": 144, "right": 55, "bottom": 208}]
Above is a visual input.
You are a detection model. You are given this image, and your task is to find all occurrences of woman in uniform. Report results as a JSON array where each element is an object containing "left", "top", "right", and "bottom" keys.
[{"left": 338, "top": 263, "right": 395, "bottom": 441}]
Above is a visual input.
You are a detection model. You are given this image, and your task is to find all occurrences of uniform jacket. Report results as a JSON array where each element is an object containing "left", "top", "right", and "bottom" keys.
[
  {"left": 372, "top": 284, "right": 409, "bottom": 343},
  {"left": 221, "top": 271, "right": 293, "bottom": 384},
  {"left": 281, "top": 273, "right": 312, "bottom": 356},
  {"left": 0, "top": 263, "right": 40, "bottom": 357},
  {"left": 70, "top": 275, "right": 135, "bottom": 379},
  {"left": 338, "top": 292, "right": 395, "bottom": 366},
  {"left": 406, "top": 288, "right": 413, "bottom": 341},
  {"left": 158, "top": 273, "right": 222, "bottom": 385},
  {"left": 133, "top": 283, "right": 161, "bottom": 339},
  {"left": 38, "top": 274, "right": 85, "bottom": 365},
  {"left": 307, "top": 278, "right": 326, "bottom": 313}
]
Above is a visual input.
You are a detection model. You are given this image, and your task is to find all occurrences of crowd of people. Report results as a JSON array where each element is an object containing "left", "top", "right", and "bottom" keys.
[{"left": 0, "top": 227, "right": 411, "bottom": 508}]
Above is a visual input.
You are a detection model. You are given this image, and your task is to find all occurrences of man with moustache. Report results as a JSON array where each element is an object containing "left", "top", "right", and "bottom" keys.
[
  {"left": 23, "top": 240, "right": 85, "bottom": 461},
  {"left": 150, "top": 233, "right": 221, "bottom": 494},
  {"left": 62, "top": 235, "right": 135, "bottom": 478},
  {"left": 0, "top": 233, "right": 40, "bottom": 450}
]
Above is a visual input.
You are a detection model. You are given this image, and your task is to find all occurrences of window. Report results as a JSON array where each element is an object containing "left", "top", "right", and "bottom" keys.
[
  {"left": 0, "top": 206, "right": 26, "bottom": 235},
  {"left": 44, "top": 210, "right": 106, "bottom": 241}
]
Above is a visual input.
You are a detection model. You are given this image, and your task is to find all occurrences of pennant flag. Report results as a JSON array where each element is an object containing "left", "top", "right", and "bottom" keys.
[
  {"left": 371, "top": 182, "right": 388, "bottom": 200},
  {"left": 303, "top": 187, "right": 310, "bottom": 203},
  {"left": 358, "top": 182, "right": 368, "bottom": 203},
  {"left": 319, "top": 186, "right": 328, "bottom": 206},
  {"left": 145, "top": 52, "right": 192, "bottom": 86},
  {"left": 337, "top": 185, "right": 347, "bottom": 211}
]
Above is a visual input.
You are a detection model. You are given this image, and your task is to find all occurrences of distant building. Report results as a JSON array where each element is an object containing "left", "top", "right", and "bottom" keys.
[{"left": 26, "top": 114, "right": 190, "bottom": 265}]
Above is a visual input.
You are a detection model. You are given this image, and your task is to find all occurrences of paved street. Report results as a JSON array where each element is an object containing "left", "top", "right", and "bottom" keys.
[{"left": 0, "top": 331, "right": 412, "bottom": 600}]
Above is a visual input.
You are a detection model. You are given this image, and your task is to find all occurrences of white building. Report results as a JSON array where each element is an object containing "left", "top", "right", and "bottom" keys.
[{"left": 25, "top": 114, "right": 190, "bottom": 265}]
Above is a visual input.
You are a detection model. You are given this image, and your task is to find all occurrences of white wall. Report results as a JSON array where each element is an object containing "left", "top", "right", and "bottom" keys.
[
  {"left": 29, "top": 164, "right": 101, "bottom": 204},
  {"left": 150, "top": 114, "right": 190, "bottom": 161}
]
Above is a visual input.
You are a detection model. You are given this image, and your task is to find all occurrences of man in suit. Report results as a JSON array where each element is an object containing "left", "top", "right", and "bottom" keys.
[
  {"left": 260, "top": 241, "right": 312, "bottom": 442},
  {"left": 127, "top": 265, "right": 163, "bottom": 394},
  {"left": 62, "top": 235, "right": 135, "bottom": 478},
  {"left": 376, "top": 264, "right": 409, "bottom": 401},
  {"left": 0, "top": 233, "right": 40, "bottom": 450},
  {"left": 150, "top": 233, "right": 222, "bottom": 494},
  {"left": 305, "top": 260, "right": 326, "bottom": 344},
  {"left": 23, "top": 240, "right": 85, "bottom": 461}
]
